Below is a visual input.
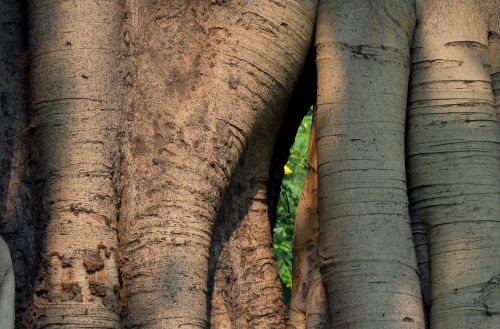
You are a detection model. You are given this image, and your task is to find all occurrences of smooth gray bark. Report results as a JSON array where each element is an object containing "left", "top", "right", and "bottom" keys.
[{"left": 316, "top": 1, "right": 425, "bottom": 328}]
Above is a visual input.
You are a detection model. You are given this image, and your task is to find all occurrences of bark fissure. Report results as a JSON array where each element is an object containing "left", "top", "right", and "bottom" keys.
[{"left": 117, "top": 1, "right": 316, "bottom": 327}]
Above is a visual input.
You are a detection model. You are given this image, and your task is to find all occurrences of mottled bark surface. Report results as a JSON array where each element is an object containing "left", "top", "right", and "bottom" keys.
[
  {"left": 287, "top": 121, "right": 331, "bottom": 329},
  {"left": 209, "top": 33, "right": 318, "bottom": 329},
  {"left": 1, "top": 1, "right": 498, "bottom": 328},
  {"left": 26, "top": 0, "right": 126, "bottom": 327},
  {"left": 210, "top": 130, "right": 286, "bottom": 329},
  {"left": 0, "top": 0, "right": 36, "bottom": 325},
  {"left": 407, "top": 1, "right": 500, "bottom": 328},
  {"left": 316, "top": 0, "right": 425, "bottom": 328},
  {"left": 118, "top": 1, "right": 316, "bottom": 327}
]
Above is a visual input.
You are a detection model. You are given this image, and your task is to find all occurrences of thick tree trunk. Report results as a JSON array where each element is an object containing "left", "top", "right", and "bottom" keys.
[
  {"left": 210, "top": 129, "right": 286, "bottom": 329},
  {"left": 208, "top": 54, "right": 317, "bottom": 329},
  {"left": 26, "top": 0, "right": 126, "bottom": 327},
  {"left": 315, "top": 1, "right": 425, "bottom": 328},
  {"left": 118, "top": 1, "right": 316, "bottom": 327},
  {"left": 287, "top": 120, "right": 331, "bottom": 329},
  {"left": 0, "top": 0, "right": 36, "bottom": 326},
  {"left": 407, "top": 1, "right": 500, "bottom": 328}
]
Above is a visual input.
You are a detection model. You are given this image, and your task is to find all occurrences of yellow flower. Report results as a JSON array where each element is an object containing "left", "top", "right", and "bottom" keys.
[{"left": 284, "top": 164, "right": 293, "bottom": 175}]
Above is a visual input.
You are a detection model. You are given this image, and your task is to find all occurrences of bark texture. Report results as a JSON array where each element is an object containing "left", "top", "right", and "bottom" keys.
[
  {"left": 210, "top": 128, "right": 286, "bottom": 329},
  {"left": 26, "top": 0, "right": 126, "bottom": 327},
  {"left": 0, "top": 0, "right": 36, "bottom": 325},
  {"left": 287, "top": 120, "right": 331, "bottom": 329},
  {"left": 316, "top": 1, "right": 425, "bottom": 328},
  {"left": 209, "top": 34, "right": 318, "bottom": 329},
  {"left": 0, "top": 236, "right": 15, "bottom": 329},
  {"left": 118, "top": 1, "right": 316, "bottom": 327},
  {"left": 407, "top": 0, "right": 500, "bottom": 328},
  {"left": 489, "top": 1, "right": 500, "bottom": 122}
]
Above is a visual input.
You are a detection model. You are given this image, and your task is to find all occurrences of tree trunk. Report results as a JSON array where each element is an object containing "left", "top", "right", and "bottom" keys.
[
  {"left": 0, "top": 0, "right": 37, "bottom": 326},
  {"left": 0, "top": 236, "right": 15, "bottom": 329},
  {"left": 117, "top": 1, "right": 316, "bottom": 327},
  {"left": 407, "top": 0, "right": 500, "bottom": 328},
  {"left": 26, "top": 0, "right": 126, "bottom": 327},
  {"left": 209, "top": 47, "right": 318, "bottom": 329},
  {"left": 489, "top": 0, "right": 500, "bottom": 122},
  {"left": 287, "top": 119, "right": 331, "bottom": 329},
  {"left": 2, "top": 1, "right": 498, "bottom": 328},
  {"left": 315, "top": 0, "right": 425, "bottom": 328},
  {"left": 210, "top": 128, "right": 286, "bottom": 329}
]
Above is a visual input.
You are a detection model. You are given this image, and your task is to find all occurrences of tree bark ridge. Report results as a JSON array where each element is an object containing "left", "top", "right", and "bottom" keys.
[
  {"left": 316, "top": 1, "right": 425, "bottom": 328},
  {"left": 118, "top": 1, "right": 317, "bottom": 327},
  {"left": 26, "top": 1, "right": 126, "bottom": 327},
  {"left": 408, "top": 1, "right": 500, "bottom": 328}
]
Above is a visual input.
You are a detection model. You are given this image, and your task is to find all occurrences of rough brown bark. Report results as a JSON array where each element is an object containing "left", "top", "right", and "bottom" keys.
[
  {"left": 315, "top": 0, "right": 425, "bottom": 328},
  {"left": 287, "top": 120, "right": 331, "bottom": 329},
  {"left": 210, "top": 129, "right": 286, "bottom": 329},
  {"left": 3, "top": 1, "right": 499, "bottom": 328},
  {"left": 26, "top": 1, "right": 126, "bottom": 327},
  {"left": 407, "top": 1, "right": 500, "bottom": 328},
  {"left": 118, "top": 1, "right": 317, "bottom": 327}
]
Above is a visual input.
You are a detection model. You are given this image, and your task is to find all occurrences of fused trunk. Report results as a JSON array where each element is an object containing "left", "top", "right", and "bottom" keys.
[
  {"left": 26, "top": 1, "right": 126, "bottom": 327},
  {"left": 407, "top": 0, "right": 500, "bottom": 328},
  {"left": 287, "top": 120, "right": 331, "bottom": 329},
  {"left": 210, "top": 129, "right": 286, "bottom": 329},
  {"left": 118, "top": 1, "right": 316, "bottom": 327},
  {"left": 315, "top": 0, "right": 425, "bottom": 328}
]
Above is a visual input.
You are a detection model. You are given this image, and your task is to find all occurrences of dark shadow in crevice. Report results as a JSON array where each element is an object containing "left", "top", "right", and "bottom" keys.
[
  {"left": 268, "top": 48, "right": 317, "bottom": 232},
  {"left": 206, "top": 46, "right": 317, "bottom": 322},
  {"left": 0, "top": 0, "right": 41, "bottom": 325}
]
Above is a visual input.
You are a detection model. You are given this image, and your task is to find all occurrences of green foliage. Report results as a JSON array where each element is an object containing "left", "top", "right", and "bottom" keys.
[{"left": 273, "top": 111, "right": 312, "bottom": 302}]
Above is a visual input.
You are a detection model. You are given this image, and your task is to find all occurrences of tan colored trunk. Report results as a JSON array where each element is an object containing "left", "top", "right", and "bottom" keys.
[
  {"left": 117, "top": 1, "right": 316, "bottom": 327},
  {"left": 26, "top": 0, "right": 126, "bottom": 327},
  {"left": 287, "top": 119, "right": 330, "bottom": 329},
  {"left": 407, "top": 1, "right": 500, "bottom": 328},
  {"left": 315, "top": 1, "right": 425, "bottom": 328},
  {"left": 210, "top": 129, "right": 286, "bottom": 329},
  {"left": 209, "top": 46, "right": 317, "bottom": 329},
  {"left": 304, "top": 271, "right": 330, "bottom": 329}
]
